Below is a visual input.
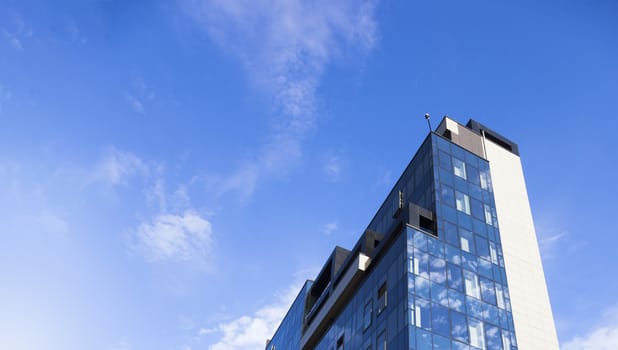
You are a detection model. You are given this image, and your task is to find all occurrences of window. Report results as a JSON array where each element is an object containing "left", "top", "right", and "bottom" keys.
[
  {"left": 459, "top": 229, "right": 475, "bottom": 255},
  {"left": 464, "top": 271, "right": 480, "bottom": 299},
  {"left": 455, "top": 191, "right": 470, "bottom": 215},
  {"left": 502, "top": 331, "right": 512, "bottom": 350},
  {"left": 480, "top": 171, "right": 489, "bottom": 190},
  {"left": 336, "top": 335, "right": 344, "bottom": 350},
  {"left": 453, "top": 158, "right": 467, "bottom": 179},
  {"left": 376, "top": 330, "right": 387, "bottom": 350},
  {"left": 484, "top": 204, "right": 493, "bottom": 225},
  {"left": 489, "top": 242, "right": 498, "bottom": 264},
  {"left": 363, "top": 300, "right": 373, "bottom": 330},
  {"left": 377, "top": 283, "right": 387, "bottom": 314},
  {"left": 468, "top": 318, "right": 485, "bottom": 349},
  {"left": 415, "top": 298, "right": 431, "bottom": 330}
]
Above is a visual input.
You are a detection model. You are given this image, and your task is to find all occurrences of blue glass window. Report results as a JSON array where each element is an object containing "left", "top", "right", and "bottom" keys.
[
  {"left": 430, "top": 258, "right": 447, "bottom": 284},
  {"left": 444, "top": 221, "right": 459, "bottom": 246},
  {"left": 441, "top": 185, "right": 456, "bottom": 208},
  {"left": 428, "top": 239, "right": 445, "bottom": 259},
  {"left": 468, "top": 318, "right": 485, "bottom": 350},
  {"left": 483, "top": 303, "right": 500, "bottom": 326},
  {"left": 459, "top": 229, "right": 475, "bottom": 254},
  {"left": 439, "top": 151, "right": 452, "bottom": 171},
  {"left": 448, "top": 289, "right": 466, "bottom": 313},
  {"left": 485, "top": 325, "right": 502, "bottom": 350},
  {"left": 470, "top": 197, "right": 484, "bottom": 221},
  {"left": 432, "top": 303, "right": 450, "bottom": 337},
  {"left": 417, "top": 329, "right": 433, "bottom": 350},
  {"left": 431, "top": 282, "right": 449, "bottom": 307},
  {"left": 476, "top": 236, "right": 490, "bottom": 260},
  {"left": 461, "top": 251, "right": 478, "bottom": 272},
  {"left": 466, "top": 296, "right": 483, "bottom": 320},
  {"left": 467, "top": 165, "right": 480, "bottom": 186},
  {"left": 416, "top": 277, "right": 430, "bottom": 299},
  {"left": 414, "top": 251, "right": 430, "bottom": 279},
  {"left": 480, "top": 278, "right": 497, "bottom": 305},
  {"left": 377, "top": 329, "right": 387, "bottom": 350},
  {"left": 463, "top": 271, "right": 480, "bottom": 299},
  {"left": 414, "top": 231, "right": 429, "bottom": 251},
  {"left": 480, "top": 170, "right": 490, "bottom": 190},
  {"left": 453, "top": 157, "right": 467, "bottom": 180},
  {"left": 447, "top": 264, "right": 464, "bottom": 292},
  {"left": 364, "top": 299, "right": 373, "bottom": 330},
  {"left": 484, "top": 204, "right": 493, "bottom": 225},
  {"left": 446, "top": 245, "right": 462, "bottom": 265},
  {"left": 455, "top": 191, "right": 471, "bottom": 214},
  {"left": 451, "top": 311, "right": 469, "bottom": 343},
  {"left": 416, "top": 298, "right": 432, "bottom": 330},
  {"left": 433, "top": 334, "right": 451, "bottom": 349},
  {"left": 452, "top": 341, "right": 471, "bottom": 350},
  {"left": 478, "top": 258, "right": 493, "bottom": 279}
]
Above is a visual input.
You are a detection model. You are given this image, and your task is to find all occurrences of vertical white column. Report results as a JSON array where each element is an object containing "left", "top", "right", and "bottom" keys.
[{"left": 484, "top": 140, "right": 559, "bottom": 350}]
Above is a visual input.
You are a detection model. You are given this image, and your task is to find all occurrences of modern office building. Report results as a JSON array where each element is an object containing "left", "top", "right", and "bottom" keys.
[{"left": 266, "top": 117, "right": 558, "bottom": 350}]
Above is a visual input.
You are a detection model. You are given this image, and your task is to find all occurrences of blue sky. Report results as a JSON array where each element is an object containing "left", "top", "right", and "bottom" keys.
[{"left": 0, "top": 0, "right": 617, "bottom": 349}]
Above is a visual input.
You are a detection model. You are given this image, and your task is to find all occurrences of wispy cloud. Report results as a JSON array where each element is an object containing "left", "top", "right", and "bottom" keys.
[
  {"left": 562, "top": 305, "right": 618, "bottom": 350},
  {"left": 321, "top": 221, "right": 338, "bottom": 235},
  {"left": 1, "top": 12, "right": 33, "bottom": 51},
  {"left": 0, "top": 161, "right": 71, "bottom": 239},
  {"left": 125, "top": 78, "right": 155, "bottom": 114},
  {"left": 535, "top": 221, "right": 585, "bottom": 262},
  {"left": 108, "top": 340, "right": 133, "bottom": 350},
  {"left": 374, "top": 169, "right": 392, "bottom": 189},
  {"left": 184, "top": 0, "right": 378, "bottom": 198},
  {"left": 323, "top": 153, "right": 343, "bottom": 182},
  {"left": 199, "top": 282, "right": 303, "bottom": 350},
  {"left": 91, "top": 148, "right": 149, "bottom": 186},
  {"left": 2, "top": 29, "right": 23, "bottom": 50},
  {"left": 88, "top": 148, "right": 215, "bottom": 267},
  {"left": 129, "top": 211, "right": 214, "bottom": 265}
]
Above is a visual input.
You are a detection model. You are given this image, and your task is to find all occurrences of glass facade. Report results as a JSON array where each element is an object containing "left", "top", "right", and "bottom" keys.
[
  {"left": 310, "top": 231, "right": 408, "bottom": 350},
  {"left": 267, "top": 133, "right": 519, "bottom": 350},
  {"left": 267, "top": 281, "right": 313, "bottom": 350}
]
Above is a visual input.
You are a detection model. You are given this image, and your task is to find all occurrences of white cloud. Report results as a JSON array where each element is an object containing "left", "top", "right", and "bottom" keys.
[
  {"left": 201, "top": 282, "right": 303, "bottom": 350},
  {"left": 374, "top": 170, "right": 392, "bottom": 188},
  {"left": 108, "top": 340, "right": 133, "bottom": 350},
  {"left": 562, "top": 306, "right": 618, "bottom": 350},
  {"left": 125, "top": 94, "right": 145, "bottom": 114},
  {"left": 0, "top": 161, "right": 71, "bottom": 239},
  {"left": 1, "top": 13, "right": 33, "bottom": 51},
  {"left": 321, "top": 221, "right": 338, "bottom": 235},
  {"left": 91, "top": 148, "right": 149, "bottom": 186},
  {"left": 125, "top": 78, "right": 155, "bottom": 114},
  {"left": 323, "top": 154, "right": 343, "bottom": 181},
  {"left": 130, "top": 211, "right": 213, "bottom": 265},
  {"left": 184, "top": 0, "right": 378, "bottom": 197},
  {"left": 2, "top": 29, "right": 22, "bottom": 50}
]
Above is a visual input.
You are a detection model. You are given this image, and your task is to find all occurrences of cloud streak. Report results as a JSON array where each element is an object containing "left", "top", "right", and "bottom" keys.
[
  {"left": 321, "top": 221, "right": 338, "bottom": 235},
  {"left": 562, "top": 305, "right": 618, "bottom": 350},
  {"left": 91, "top": 148, "right": 149, "bottom": 186},
  {"left": 130, "top": 211, "right": 213, "bottom": 265},
  {"left": 184, "top": 0, "right": 378, "bottom": 197},
  {"left": 200, "top": 282, "right": 303, "bottom": 350}
]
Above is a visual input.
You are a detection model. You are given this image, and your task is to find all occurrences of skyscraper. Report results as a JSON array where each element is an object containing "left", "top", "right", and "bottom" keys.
[{"left": 266, "top": 117, "right": 558, "bottom": 350}]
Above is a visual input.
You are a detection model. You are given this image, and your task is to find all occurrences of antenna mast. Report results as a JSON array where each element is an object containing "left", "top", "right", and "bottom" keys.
[{"left": 424, "top": 113, "right": 432, "bottom": 132}]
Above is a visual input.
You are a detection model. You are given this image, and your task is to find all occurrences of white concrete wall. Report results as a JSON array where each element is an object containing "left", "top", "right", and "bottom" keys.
[{"left": 484, "top": 140, "right": 559, "bottom": 350}]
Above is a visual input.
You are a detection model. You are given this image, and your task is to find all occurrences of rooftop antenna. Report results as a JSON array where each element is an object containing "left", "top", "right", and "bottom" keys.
[{"left": 424, "top": 113, "right": 432, "bottom": 132}]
